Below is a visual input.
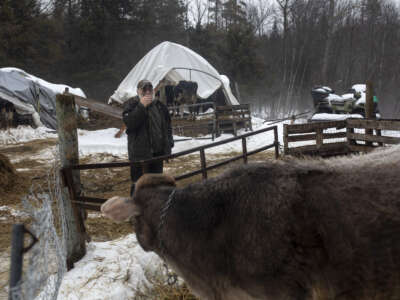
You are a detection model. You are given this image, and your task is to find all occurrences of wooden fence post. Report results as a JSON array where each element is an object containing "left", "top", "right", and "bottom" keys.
[
  {"left": 274, "top": 126, "right": 279, "bottom": 159},
  {"left": 242, "top": 137, "right": 248, "bottom": 164},
  {"left": 56, "top": 93, "right": 86, "bottom": 270},
  {"left": 283, "top": 124, "right": 289, "bottom": 155},
  {"left": 199, "top": 149, "right": 207, "bottom": 179},
  {"left": 316, "top": 128, "right": 323, "bottom": 148},
  {"left": 365, "top": 81, "right": 374, "bottom": 119},
  {"left": 365, "top": 81, "right": 374, "bottom": 146}
]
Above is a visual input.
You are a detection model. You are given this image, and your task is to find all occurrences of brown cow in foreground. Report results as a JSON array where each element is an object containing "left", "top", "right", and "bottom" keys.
[{"left": 101, "top": 146, "right": 400, "bottom": 300}]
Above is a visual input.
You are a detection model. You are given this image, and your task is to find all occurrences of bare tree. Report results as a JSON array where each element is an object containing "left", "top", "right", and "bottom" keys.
[
  {"left": 247, "top": 0, "right": 274, "bottom": 36},
  {"left": 191, "top": 0, "right": 208, "bottom": 27}
]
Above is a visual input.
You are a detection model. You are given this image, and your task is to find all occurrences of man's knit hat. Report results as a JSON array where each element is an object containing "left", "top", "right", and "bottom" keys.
[{"left": 137, "top": 79, "right": 153, "bottom": 89}]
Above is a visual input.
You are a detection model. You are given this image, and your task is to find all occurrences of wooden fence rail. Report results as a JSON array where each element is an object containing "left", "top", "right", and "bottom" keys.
[{"left": 61, "top": 125, "right": 279, "bottom": 211}]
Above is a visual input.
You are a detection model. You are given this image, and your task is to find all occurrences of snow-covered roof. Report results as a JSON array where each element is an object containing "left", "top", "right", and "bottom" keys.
[
  {"left": 1, "top": 68, "right": 86, "bottom": 98},
  {"left": 109, "top": 41, "right": 239, "bottom": 105}
]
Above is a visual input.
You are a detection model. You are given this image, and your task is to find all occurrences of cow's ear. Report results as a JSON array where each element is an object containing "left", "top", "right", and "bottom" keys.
[
  {"left": 135, "top": 174, "right": 176, "bottom": 194},
  {"left": 101, "top": 196, "right": 141, "bottom": 222}
]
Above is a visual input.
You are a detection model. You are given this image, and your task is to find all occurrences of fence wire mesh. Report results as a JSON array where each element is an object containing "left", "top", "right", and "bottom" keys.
[{"left": 10, "top": 150, "right": 67, "bottom": 300}]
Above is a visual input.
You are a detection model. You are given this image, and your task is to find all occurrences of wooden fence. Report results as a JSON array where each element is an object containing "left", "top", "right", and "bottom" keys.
[
  {"left": 61, "top": 125, "right": 279, "bottom": 211},
  {"left": 284, "top": 118, "right": 400, "bottom": 156},
  {"left": 215, "top": 104, "right": 252, "bottom": 137},
  {"left": 283, "top": 120, "right": 348, "bottom": 156},
  {"left": 170, "top": 103, "right": 252, "bottom": 139},
  {"left": 346, "top": 118, "right": 400, "bottom": 152}
]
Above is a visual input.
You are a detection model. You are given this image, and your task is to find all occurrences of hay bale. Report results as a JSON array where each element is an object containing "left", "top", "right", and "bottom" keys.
[{"left": 0, "top": 153, "right": 17, "bottom": 192}]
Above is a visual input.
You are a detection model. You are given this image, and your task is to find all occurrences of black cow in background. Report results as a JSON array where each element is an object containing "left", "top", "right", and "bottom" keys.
[
  {"left": 165, "top": 85, "right": 175, "bottom": 107},
  {"left": 0, "top": 100, "right": 14, "bottom": 129},
  {"left": 173, "top": 80, "right": 198, "bottom": 117}
]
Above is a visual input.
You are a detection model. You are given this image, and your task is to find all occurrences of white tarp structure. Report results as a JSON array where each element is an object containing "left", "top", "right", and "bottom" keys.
[{"left": 109, "top": 41, "right": 239, "bottom": 105}]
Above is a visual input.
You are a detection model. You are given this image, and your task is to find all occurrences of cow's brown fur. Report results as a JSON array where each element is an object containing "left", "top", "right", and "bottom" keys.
[{"left": 107, "top": 146, "right": 400, "bottom": 300}]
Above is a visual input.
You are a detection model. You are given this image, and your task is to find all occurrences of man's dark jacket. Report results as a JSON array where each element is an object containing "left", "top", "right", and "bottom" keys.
[{"left": 122, "top": 96, "right": 173, "bottom": 161}]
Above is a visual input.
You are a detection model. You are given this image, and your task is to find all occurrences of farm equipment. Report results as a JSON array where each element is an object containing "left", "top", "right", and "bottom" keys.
[{"left": 311, "top": 85, "right": 379, "bottom": 117}]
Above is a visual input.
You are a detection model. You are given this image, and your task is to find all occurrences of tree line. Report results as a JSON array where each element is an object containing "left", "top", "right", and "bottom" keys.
[{"left": 1, "top": 0, "right": 399, "bottom": 118}]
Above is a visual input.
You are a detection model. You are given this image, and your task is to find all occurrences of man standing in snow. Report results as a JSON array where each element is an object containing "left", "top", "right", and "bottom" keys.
[{"left": 122, "top": 79, "right": 174, "bottom": 195}]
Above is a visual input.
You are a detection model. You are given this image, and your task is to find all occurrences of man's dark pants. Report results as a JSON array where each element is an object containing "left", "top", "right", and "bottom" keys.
[{"left": 130, "top": 153, "right": 164, "bottom": 196}]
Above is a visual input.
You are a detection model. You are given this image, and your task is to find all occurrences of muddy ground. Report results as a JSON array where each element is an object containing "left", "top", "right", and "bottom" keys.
[{"left": 0, "top": 126, "right": 276, "bottom": 297}]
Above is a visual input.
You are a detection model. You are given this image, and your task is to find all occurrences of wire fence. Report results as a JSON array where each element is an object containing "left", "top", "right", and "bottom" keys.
[{"left": 9, "top": 150, "right": 67, "bottom": 300}]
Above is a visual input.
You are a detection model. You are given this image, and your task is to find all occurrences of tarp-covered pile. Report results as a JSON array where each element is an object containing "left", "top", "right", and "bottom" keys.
[
  {"left": 109, "top": 41, "right": 239, "bottom": 105},
  {"left": 0, "top": 68, "right": 86, "bottom": 130}
]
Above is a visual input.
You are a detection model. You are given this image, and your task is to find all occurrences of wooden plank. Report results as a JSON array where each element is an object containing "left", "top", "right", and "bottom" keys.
[
  {"left": 365, "top": 81, "right": 374, "bottom": 119},
  {"left": 287, "top": 131, "right": 346, "bottom": 143},
  {"left": 287, "top": 142, "right": 348, "bottom": 155},
  {"left": 242, "top": 137, "right": 248, "bottom": 164},
  {"left": 200, "top": 149, "right": 207, "bottom": 179},
  {"left": 316, "top": 128, "right": 323, "bottom": 148},
  {"left": 323, "top": 132, "right": 347, "bottom": 139},
  {"left": 233, "top": 104, "right": 250, "bottom": 109},
  {"left": 73, "top": 202, "right": 101, "bottom": 211},
  {"left": 348, "top": 144, "right": 379, "bottom": 153},
  {"left": 288, "top": 133, "right": 316, "bottom": 142},
  {"left": 274, "top": 127, "right": 279, "bottom": 159},
  {"left": 347, "top": 118, "right": 400, "bottom": 130},
  {"left": 69, "top": 94, "right": 123, "bottom": 119},
  {"left": 286, "top": 121, "right": 346, "bottom": 134},
  {"left": 347, "top": 127, "right": 356, "bottom": 146},
  {"left": 216, "top": 106, "right": 234, "bottom": 111},
  {"left": 218, "top": 118, "right": 251, "bottom": 123},
  {"left": 347, "top": 132, "right": 400, "bottom": 145},
  {"left": 376, "top": 129, "right": 383, "bottom": 146}
]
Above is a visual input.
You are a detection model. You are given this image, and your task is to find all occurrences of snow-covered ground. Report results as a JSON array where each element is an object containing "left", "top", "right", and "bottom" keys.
[
  {"left": 0, "top": 126, "right": 57, "bottom": 145},
  {"left": 57, "top": 235, "right": 162, "bottom": 300},
  {"left": 1, "top": 117, "right": 285, "bottom": 156},
  {"left": 77, "top": 116, "right": 284, "bottom": 157}
]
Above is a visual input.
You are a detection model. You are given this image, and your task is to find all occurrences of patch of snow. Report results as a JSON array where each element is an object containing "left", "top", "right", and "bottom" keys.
[
  {"left": 56, "top": 234, "right": 162, "bottom": 300},
  {"left": 0, "top": 126, "right": 57, "bottom": 145},
  {"left": 78, "top": 128, "right": 127, "bottom": 156},
  {"left": 76, "top": 117, "right": 281, "bottom": 157},
  {"left": 341, "top": 93, "right": 355, "bottom": 101},
  {"left": 311, "top": 113, "right": 363, "bottom": 121},
  {"left": 87, "top": 212, "right": 102, "bottom": 219},
  {"left": 382, "top": 130, "right": 400, "bottom": 138},
  {"left": 325, "top": 94, "right": 344, "bottom": 102}
]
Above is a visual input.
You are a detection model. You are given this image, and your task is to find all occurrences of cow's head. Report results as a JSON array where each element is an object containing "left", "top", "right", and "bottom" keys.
[{"left": 101, "top": 174, "right": 176, "bottom": 251}]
